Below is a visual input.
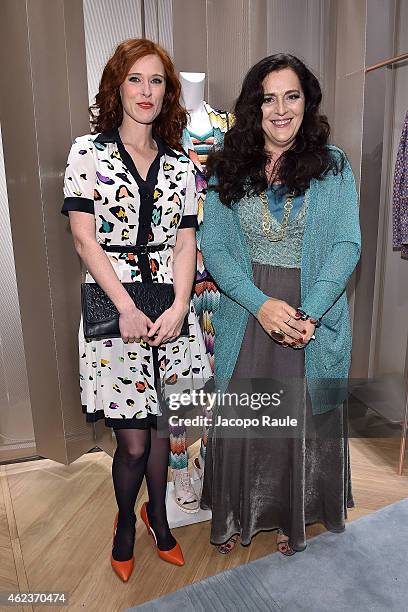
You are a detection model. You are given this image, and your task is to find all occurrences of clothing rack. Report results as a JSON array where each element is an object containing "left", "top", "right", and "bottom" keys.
[
  {"left": 365, "top": 51, "right": 408, "bottom": 475},
  {"left": 365, "top": 51, "right": 408, "bottom": 73}
]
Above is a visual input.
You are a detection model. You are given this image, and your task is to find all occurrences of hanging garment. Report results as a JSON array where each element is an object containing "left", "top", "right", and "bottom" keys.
[
  {"left": 182, "top": 102, "right": 233, "bottom": 233},
  {"left": 167, "top": 104, "right": 233, "bottom": 472},
  {"left": 181, "top": 102, "right": 234, "bottom": 370},
  {"left": 185, "top": 129, "right": 215, "bottom": 173},
  {"left": 392, "top": 110, "right": 408, "bottom": 259}
]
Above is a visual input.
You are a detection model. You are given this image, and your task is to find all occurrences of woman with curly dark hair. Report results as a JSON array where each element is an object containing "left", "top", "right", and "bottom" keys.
[
  {"left": 200, "top": 54, "right": 361, "bottom": 554},
  {"left": 61, "top": 39, "right": 211, "bottom": 580}
]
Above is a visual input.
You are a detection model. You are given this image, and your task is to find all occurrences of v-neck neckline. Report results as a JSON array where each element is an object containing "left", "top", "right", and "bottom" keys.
[
  {"left": 187, "top": 128, "right": 214, "bottom": 141},
  {"left": 265, "top": 187, "right": 306, "bottom": 227},
  {"left": 115, "top": 130, "right": 162, "bottom": 191}
]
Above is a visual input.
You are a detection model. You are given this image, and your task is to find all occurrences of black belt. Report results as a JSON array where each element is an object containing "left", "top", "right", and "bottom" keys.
[{"left": 100, "top": 244, "right": 168, "bottom": 254}]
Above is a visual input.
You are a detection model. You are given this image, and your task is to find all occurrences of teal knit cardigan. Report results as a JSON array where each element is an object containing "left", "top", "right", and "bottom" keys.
[{"left": 199, "top": 146, "right": 361, "bottom": 415}]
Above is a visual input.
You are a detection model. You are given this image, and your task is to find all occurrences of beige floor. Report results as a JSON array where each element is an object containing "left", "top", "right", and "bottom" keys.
[{"left": 0, "top": 437, "right": 407, "bottom": 612}]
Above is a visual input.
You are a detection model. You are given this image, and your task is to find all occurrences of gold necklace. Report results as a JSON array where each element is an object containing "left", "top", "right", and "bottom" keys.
[{"left": 260, "top": 190, "right": 295, "bottom": 242}]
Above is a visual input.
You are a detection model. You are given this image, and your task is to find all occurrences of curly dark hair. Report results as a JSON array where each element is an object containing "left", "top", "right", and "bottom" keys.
[
  {"left": 89, "top": 38, "right": 187, "bottom": 150},
  {"left": 206, "top": 53, "right": 344, "bottom": 205}
]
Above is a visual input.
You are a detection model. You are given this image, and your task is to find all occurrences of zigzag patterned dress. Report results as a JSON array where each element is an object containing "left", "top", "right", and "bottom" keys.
[{"left": 168, "top": 105, "right": 233, "bottom": 470}]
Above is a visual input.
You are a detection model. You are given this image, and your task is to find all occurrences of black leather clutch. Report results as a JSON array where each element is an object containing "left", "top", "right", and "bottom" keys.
[{"left": 81, "top": 281, "right": 189, "bottom": 340}]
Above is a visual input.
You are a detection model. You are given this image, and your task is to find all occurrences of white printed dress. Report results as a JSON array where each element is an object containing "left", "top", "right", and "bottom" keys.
[{"left": 62, "top": 128, "right": 212, "bottom": 429}]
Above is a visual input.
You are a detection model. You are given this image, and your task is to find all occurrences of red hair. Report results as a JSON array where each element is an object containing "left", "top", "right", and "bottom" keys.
[{"left": 89, "top": 39, "right": 187, "bottom": 150}]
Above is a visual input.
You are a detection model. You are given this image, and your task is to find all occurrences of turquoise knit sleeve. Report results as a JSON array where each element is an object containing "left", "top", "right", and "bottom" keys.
[
  {"left": 300, "top": 159, "right": 361, "bottom": 319},
  {"left": 200, "top": 184, "right": 270, "bottom": 316}
]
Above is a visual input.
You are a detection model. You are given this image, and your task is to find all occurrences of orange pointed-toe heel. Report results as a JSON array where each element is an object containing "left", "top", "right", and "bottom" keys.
[
  {"left": 111, "top": 512, "right": 135, "bottom": 582},
  {"left": 140, "top": 502, "right": 184, "bottom": 566}
]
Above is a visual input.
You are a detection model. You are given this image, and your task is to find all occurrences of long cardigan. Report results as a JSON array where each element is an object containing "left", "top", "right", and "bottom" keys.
[{"left": 199, "top": 146, "right": 361, "bottom": 415}]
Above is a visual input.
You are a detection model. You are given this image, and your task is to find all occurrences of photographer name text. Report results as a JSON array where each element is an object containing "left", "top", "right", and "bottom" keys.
[{"left": 168, "top": 415, "right": 298, "bottom": 428}]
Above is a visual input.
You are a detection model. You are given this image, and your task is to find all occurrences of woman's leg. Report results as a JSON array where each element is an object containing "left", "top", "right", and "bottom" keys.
[
  {"left": 145, "top": 426, "right": 177, "bottom": 550},
  {"left": 112, "top": 428, "right": 150, "bottom": 561}
]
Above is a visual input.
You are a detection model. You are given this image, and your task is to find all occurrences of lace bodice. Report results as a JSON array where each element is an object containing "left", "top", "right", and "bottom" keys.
[{"left": 237, "top": 190, "right": 308, "bottom": 268}]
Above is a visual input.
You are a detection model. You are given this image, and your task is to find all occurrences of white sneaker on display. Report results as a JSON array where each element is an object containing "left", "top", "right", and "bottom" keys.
[
  {"left": 192, "top": 454, "right": 204, "bottom": 482},
  {"left": 192, "top": 455, "right": 204, "bottom": 498},
  {"left": 172, "top": 468, "right": 200, "bottom": 513}
]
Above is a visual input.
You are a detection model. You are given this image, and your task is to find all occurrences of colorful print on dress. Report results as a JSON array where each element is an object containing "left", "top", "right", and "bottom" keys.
[
  {"left": 63, "top": 131, "right": 212, "bottom": 425},
  {"left": 109, "top": 205, "right": 128, "bottom": 222},
  {"left": 96, "top": 171, "right": 115, "bottom": 185},
  {"left": 98, "top": 216, "right": 114, "bottom": 233}
]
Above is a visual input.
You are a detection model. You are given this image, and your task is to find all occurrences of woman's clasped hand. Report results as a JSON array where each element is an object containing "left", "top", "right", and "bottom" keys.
[
  {"left": 147, "top": 301, "right": 190, "bottom": 347},
  {"left": 257, "top": 298, "right": 315, "bottom": 347},
  {"left": 118, "top": 305, "right": 152, "bottom": 344},
  {"left": 118, "top": 303, "right": 189, "bottom": 345}
]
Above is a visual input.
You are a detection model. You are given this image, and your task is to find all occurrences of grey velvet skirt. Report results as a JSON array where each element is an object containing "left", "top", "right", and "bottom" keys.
[{"left": 201, "top": 263, "right": 354, "bottom": 550}]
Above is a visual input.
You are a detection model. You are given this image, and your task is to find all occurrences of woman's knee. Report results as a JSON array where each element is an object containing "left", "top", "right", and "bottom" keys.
[{"left": 115, "top": 430, "right": 149, "bottom": 465}]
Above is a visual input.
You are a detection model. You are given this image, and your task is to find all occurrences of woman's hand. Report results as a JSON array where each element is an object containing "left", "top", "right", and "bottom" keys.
[
  {"left": 146, "top": 301, "right": 190, "bottom": 347},
  {"left": 119, "top": 305, "right": 153, "bottom": 344},
  {"left": 257, "top": 298, "right": 307, "bottom": 346},
  {"left": 300, "top": 319, "right": 316, "bottom": 345}
]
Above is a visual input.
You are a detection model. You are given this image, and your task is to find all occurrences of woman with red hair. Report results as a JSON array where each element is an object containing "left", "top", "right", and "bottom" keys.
[{"left": 61, "top": 39, "right": 211, "bottom": 580}]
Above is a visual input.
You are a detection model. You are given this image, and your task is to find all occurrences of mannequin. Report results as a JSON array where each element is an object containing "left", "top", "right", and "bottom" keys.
[
  {"left": 180, "top": 72, "right": 212, "bottom": 138},
  {"left": 180, "top": 72, "right": 232, "bottom": 181},
  {"left": 180, "top": 72, "right": 216, "bottom": 183},
  {"left": 167, "top": 72, "right": 233, "bottom": 518}
]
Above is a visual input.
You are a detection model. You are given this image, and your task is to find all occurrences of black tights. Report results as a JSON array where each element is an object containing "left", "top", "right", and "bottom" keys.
[{"left": 111, "top": 426, "right": 175, "bottom": 561}]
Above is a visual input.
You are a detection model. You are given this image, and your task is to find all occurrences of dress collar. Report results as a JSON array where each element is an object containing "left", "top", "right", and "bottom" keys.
[{"left": 94, "top": 127, "right": 178, "bottom": 158}]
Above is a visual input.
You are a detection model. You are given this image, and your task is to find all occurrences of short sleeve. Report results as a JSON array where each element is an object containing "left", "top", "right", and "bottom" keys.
[
  {"left": 61, "top": 136, "right": 96, "bottom": 217},
  {"left": 179, "top": 160, "right": 198, "bottom": 229}
]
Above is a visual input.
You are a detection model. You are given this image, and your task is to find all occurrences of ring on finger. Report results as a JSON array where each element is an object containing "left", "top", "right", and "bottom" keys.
[{"left": 270, "top": 329, "right": 285, "bottom": 343}]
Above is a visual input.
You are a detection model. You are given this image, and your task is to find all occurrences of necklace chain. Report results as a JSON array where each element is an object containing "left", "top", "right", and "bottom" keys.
[{"left": 260, "top": 190, "right": 295, "bottom": 242}]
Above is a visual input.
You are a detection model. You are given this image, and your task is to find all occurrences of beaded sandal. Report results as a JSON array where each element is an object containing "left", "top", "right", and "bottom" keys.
[
  {"left": 217, "top": 535, "right": 239, "bottom": 554},
  {"left": 276, "top": 528, "right": 296, "bottom": 556}
]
